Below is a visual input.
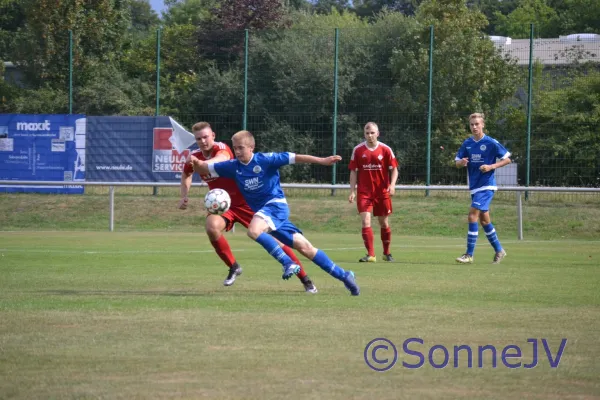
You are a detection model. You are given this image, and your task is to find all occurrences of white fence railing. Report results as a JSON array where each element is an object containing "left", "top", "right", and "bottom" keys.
[{"left": 2, "top": 181, "right": 600, "bottom": 239}]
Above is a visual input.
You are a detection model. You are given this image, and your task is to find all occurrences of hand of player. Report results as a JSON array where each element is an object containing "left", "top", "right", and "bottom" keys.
[
  {"left": 186, "top": 154, "right": 198, "bottom": 166},
  {"left": 388, "top": 185, "right": 396, "bottom": 196},
  {"left": 459, "top": 157, "right": 469, "bottom": 167},
  {"left": 178, "top": 197, "right": 188, "bottom": 210},
  {"left": 479, "top": 164, "right": 494, "bottom": 173},
  {"left": 348, "top": 192, "right": 356, "bottom": 203},
  {"left": 322, "top": 155, "right": 342, "bottom": 166}
]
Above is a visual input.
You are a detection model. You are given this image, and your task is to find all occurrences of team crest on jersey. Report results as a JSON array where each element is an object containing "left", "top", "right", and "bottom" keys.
[
  {"left": 378, "top": 155, "right": 383, "bottom": 160},
  {"left": 480, "top": 145, "right": 487, "bottom": 151},
  {"left": 253, "top": 165, "right": 262, "bottom": 173}
]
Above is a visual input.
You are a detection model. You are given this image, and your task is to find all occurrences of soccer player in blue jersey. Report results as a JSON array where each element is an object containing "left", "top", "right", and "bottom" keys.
[
  {"left": 189, "top": 130, "right": 360, "bottom": 296},
  {"left": 454, "top": 113, "right": 512, "bottom": 264}
]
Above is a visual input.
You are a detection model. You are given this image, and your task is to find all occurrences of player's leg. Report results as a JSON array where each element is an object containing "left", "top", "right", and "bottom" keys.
[
  {"left": 246, "top": 214, "right": 299, "bottom": 280},
  {"left": 280, "top": 231, "right": 359, "bottom": 296},
  {"left": 278, "top": 241, "right": 318, "bottom": 293},
  {"left": 205, "top": 213, "right": 242, "bottom": 286},
  {"left": 374, "top": 196, "right": 394, "bottom": 261},
  {"left": 377, "top": 215, "right": 394, "bottom": 261},
  {"left": 235, "top": 202, "right": 316, "bottom": 291},
  {"left": 357, "top": 196, "right": 376, "bottom": 262},
  {"left": 456, "top": 199, "right": 480, "bottom": 264},
  {"left": 478, "top": 193, "right": 506, "bottom": 264}
]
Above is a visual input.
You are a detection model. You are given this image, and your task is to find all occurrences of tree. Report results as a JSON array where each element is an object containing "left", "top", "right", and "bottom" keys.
[
  {"left": 9, "top": 0, "right": 130, "bottom": 88},
  {"left": 353, "top": 0, "right": 423, "bottom": 18},
  {"left": 472, "top": 0, "right": 519, "bottom": 35},
  {"left": 529, "top": 70, "right": 600, "bottom": 186},
  {"left": 129, "top": 0, "right": 161, "bottom": 33},
  {"left": 0, "top": 0, "right": 25, "bottom": 61},
  {"left": 162, "top": 0, "right": 217, "bottom": 26},
  {"left": 493, "top": 0, "right": 559, "bottom": 38},
  {"left": 549, "top": 0, "right": 600, "bottom": 34},
  {"left": 411, "top": 0, "right": 521, "bottom": 183}
]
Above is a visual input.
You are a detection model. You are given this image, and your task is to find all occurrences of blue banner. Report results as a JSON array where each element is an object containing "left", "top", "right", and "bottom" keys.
[
  {"left": 0, "top": 114, "right": 86, "bottom": 193},
  {"left": 86, "top": 116, "right": 200, "bottom": 182}
]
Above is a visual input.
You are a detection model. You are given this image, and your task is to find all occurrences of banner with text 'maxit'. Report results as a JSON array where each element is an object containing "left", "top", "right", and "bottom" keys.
[
  {"left": 0, "top": 114, "right": 86, "bottom": 193},
  {"left": 86, "top": 116, "right": 197, "bottom": 182}
]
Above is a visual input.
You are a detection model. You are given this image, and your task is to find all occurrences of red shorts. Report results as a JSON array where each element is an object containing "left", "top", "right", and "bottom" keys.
[
  {"left": 357, "top": 194, "right": 392, "bottom": 217},
  {"left": 210, "top": 202, "right": 255, "bottom": 232}
]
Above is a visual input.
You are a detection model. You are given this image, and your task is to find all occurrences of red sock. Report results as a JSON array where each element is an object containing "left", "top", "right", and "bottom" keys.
[
  {"left": 282, "top": 245, "right": 307, "bottom": 280},
  {"left": 362, "top": 227, "right": 375, "bottom": 257},
  {"left": 210, "top": 235, "right": 236, "bottom": 268},
  {"left": 381, "top": 227, "right": 392, "bottom": 255}
]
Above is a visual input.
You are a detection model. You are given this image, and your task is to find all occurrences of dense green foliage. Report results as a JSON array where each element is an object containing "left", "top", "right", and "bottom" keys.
[{"left": 0, "top": 0, "right": 598, "bottom": 185}]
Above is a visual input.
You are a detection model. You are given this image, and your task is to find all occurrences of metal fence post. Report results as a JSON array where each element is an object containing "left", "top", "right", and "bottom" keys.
[
  {"left": 68, "top": 30, "right": 73, "bottom": 114},
  {"left": 516, "top": 190, "right": 523, "bottom": 240},
  {"left": 153, "top": 28, "right": 162, "bottom": 197},
  {"left": 331, "top": 28, "right": 340, "bottom": 197},
  {"left": 525, "top": 24, "right": 534, "bottom": 200},
  {"left": 109, "top": 185, "right": 115, "bottom": 232},
  {"left": 243, "top": 29, "right": 249, "bottom": 130},
  {"left": 426, "top": 25, "right": 434, "bottom": 197}
]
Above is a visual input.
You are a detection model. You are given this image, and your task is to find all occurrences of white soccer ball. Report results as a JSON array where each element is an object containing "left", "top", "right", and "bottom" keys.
[{"left": 204, "top": 189, "right": 231, "bottom": 215}]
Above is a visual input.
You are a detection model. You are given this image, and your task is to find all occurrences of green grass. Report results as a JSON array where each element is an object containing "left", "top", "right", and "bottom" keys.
[
  {"left": 1, "top": 190, "right": 600, "bottom": 239},
  {"left": 1, "top": 231, "right": 599, "bottom": 399}
]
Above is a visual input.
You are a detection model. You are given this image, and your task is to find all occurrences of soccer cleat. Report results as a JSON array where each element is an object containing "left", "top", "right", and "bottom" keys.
[
  {"left": 383, "top": 254, "right": 395, "bottom": 262},
  {"left": 223, "top": 265, "right": 242, "bottom": 286},
  {"left": 282, "top": 263, "right": 301, "bottom": 280},
  {"left": 302, "top": 279, "right": 318, "bottom": 294},
  {"left": 456, "top": 254, "right": 474, "bottom": 264},
  {"left": 358, "top": 255, "right": 377, "bottom": 263},
  {"left": 492, "top": 249, "right": 507, "bottom": 264},
  {"left": 343, "top": 271, "right": 360, "bottom": 296}
]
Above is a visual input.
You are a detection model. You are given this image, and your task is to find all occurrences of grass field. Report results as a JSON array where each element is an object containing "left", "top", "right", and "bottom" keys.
[{"left": 1, "top": 230, "right": 599, "bottom": 399}]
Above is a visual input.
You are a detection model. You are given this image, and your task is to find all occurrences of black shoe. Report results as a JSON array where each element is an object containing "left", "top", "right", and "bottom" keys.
[
  {"left": 383, "top": 254, "right": 395, "bottom": 262},
  {"left": 301, "top": 277, "right": 318, "bottom": 294},
  {"left": 223, "top": 264, "right": 242, "bottom": 286}
]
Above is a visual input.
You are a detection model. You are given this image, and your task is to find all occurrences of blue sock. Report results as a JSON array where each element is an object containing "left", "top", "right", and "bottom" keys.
[
  {"left": 312, "top": 249, "right": 347, "bottom": 280},
  {"left": 466, "top": 222, "right": 478, "bottom": 255},
  {"left": 255, "top": 233, "right": 293, "bottom": 266},
  {"left": 483, "top": 223, "right": 503, "bottom": 252}
]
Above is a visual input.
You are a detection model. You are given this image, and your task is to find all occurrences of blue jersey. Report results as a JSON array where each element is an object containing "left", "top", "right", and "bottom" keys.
[
  {"left": 455, "top": 134, "right": 510, "bottom": 194},
  {"left": 208, "top": 152, "right": 295, "bottom": 211}
]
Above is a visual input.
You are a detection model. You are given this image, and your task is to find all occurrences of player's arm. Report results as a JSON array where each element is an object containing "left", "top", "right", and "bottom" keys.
[
  {"left": 210, "top": 150, "right": 232, "bottom": 163},
  {"left": 479, "top": 156, "right": 511, "bottom": 173},
  {"left": 388, "top": 166, "right": 399, "bottom": 196},
  {"left": 455, "top": 145, "right": 469, "bottom": 168},
  {"left": 349, "top": 169, "right": 358, "bottom": 203},
  {"left": 190, "top": 155, "right": 210, "bottom": 176},
  {"left": 178, "top": 168, "right": 193, "bottom": 209},
  {"left": 295, "top": 154, "right": 342, "bottom": 165}
]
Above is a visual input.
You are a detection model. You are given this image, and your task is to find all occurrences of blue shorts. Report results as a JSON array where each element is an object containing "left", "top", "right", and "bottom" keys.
[
  {"left": 255, "top": 201, "right": 302, "bottom": 247},
  {"left": 470, "top": 190, "right": 495, "bottom": 212}
]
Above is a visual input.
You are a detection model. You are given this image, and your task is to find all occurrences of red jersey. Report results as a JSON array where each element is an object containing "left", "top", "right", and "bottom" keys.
[
  {"left": 348, "top": 141, "right": 398, "bottom": 196},
  {"left": 183, "top": 142, "right": 245, "bottom": 207}
]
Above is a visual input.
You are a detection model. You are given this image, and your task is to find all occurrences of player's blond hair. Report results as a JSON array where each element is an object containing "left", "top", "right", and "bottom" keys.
[
  {"left": 232, "top": 130, "right": 255, "bottom": 147},
  {"left": 469, "top": 113, "right": 485, "bottom": 122},
  {"left": 192, "top": 121, "right": 212, "bottom": 132},
  {"left": 364, "top": 122, "right": 379, "bottom": 131}
]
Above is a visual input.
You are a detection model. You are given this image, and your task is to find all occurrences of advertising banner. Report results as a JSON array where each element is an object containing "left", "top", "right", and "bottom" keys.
[
  {"left": 0, "top": 114, "right": 85, "bottom": 193},
  {"left": 86, "top": 116, "right": 197, "bottom": 182}
]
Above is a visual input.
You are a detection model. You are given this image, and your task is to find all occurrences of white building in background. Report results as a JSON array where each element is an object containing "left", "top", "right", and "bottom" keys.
[{"left": 491, "top": 33, "right": 600, "bottom": 66}]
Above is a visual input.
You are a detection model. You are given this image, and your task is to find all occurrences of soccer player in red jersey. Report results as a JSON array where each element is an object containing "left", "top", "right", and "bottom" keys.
[
  {"left": 348, "top": 122, "right": 399, "bottom": 262},
  {"left": 179, "top": 122, "right": 317, "bottom": 293}
]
